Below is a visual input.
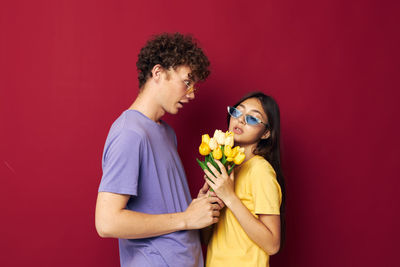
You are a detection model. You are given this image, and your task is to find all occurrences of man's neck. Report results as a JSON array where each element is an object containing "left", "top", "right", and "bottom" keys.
[{"left": 128, "top": 87, "right": 165, "bottom": 122}]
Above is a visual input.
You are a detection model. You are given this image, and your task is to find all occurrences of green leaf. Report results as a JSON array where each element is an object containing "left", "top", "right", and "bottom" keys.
[
  {"left": 196, "top": 158, "right": 207, "bottom": 170},
  {"left": 221, "top": 146, "right": 227, "bottom": 164},
  {"left": 197, "top": 158, "right": 214, "bottom": 184},
  {"left": 227, "top": 164, "right": 236, "bottom": 175},
  {"left": 208, "top": 152, "right": 221, "bottom": 172}
]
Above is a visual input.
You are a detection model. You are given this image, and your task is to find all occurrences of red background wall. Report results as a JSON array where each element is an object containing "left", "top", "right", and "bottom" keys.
[{"left": 1, "top": 0, "right": 399, "bottom": 266}]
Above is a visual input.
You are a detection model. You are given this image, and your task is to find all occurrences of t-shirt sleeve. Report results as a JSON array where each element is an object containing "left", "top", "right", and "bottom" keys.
[
  {"left": 251, "top": 160, "right": 282, "bottom": 215},
  {"left": 98, "top": 129, "right": 141, "bottom": 196}
]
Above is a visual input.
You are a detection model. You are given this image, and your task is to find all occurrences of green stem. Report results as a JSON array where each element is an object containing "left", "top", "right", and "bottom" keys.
[
  {"left": 227, "top": 163, "right": 236, "bottom": 175},
  {"left": 208, "top": 152, "right": 221, "bottom": 172},
  {"left": 197, "top": 158, "right": 215, "bottom": 185}
]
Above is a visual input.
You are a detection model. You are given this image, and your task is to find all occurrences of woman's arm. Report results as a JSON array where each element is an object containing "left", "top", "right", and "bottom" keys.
[
  {"left": 204, "top": 160, "right": 281, "bottom": 255},
  {"left": 225, "top": 195, "right": 281, "bottom": 255}
]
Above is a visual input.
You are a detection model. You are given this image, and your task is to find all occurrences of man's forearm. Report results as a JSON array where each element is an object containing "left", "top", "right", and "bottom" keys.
[
  {"left": 96, "top": 209, "right": 188, "bottom": 239},
  {"left": 95, "top": 192, "right": 221, "bottom": 239}
]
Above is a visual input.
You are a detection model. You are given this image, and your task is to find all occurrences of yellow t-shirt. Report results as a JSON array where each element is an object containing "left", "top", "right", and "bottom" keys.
[{"left": 206, "top": 155, "right": 282, "bottom": 267}]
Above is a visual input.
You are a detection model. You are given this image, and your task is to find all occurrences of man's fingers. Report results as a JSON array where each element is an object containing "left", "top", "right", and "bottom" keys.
[
  {"left": 218, "top": 201, "right": 225, "bottom": 209},
  {"left": 208, "top": 191, "right": 217, "bottom": 197},
  {"left": 207, "top": 196, "right": 221, "bottom": 204},
  {"left": 213, "top": 198, "right": 224, "bottom": 208},
  {"left": 201, "top": 181, "right": 209, "bottom": 191},
  {"left": 211, "top": 203, "right": 222, "bottom": 210},
  {"left": 212, "top": 210, "right": 220, "bottom": 217}
]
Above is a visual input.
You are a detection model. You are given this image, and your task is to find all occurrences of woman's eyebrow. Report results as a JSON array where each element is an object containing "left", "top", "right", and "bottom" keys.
[
  {"left": 249, "top": 109, "right": 263, "bottom": 116},
  {"left": 238, "top": 104, "right": 264, "bottom": 117}
]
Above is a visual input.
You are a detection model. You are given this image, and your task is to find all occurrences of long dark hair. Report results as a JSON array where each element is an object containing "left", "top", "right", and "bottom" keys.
[{"left": 227, "top": 91, "right": 286, "bottom": 250}]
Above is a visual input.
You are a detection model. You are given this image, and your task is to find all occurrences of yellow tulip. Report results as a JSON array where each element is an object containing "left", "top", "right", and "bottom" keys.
[
  {"left": 213, "top": 129, "right": 225, "bottom": 145},
  {"left": 224, "top": 145, "right": 232, "bottom": 157},
  {"left": 202, "top": 134, "right": 211, "bottom": 145},
  {"left": 231, "top": 146, "right": 240, "bottom": 156},
  {"left": 212, "top": 146, "right": 223, "bottom": 160},
  {"left": 224, "top": 131, "right": 234, "bottom": 147},
  {"left": 225, "top": 145, "right": 240, "bottom": 162},
  {"left": 225, "top": 131, "right": 234, "bottom": 137},
  {"left": 234, "top": 152, "right": 245, "bottom": 165},
  {"left": 209, "top": 138, "right": 218, "bottom": 150},
  {"left": 199, "top": 142, "right": 211, "bottom": 156}
]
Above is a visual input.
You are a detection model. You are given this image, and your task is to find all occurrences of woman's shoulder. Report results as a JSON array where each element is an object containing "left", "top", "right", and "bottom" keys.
[{"left": 249, "top": 155, "right": 276, "bottom": 177}]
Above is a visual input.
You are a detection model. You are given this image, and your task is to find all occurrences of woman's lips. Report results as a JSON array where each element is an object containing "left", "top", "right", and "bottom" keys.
[{"left": 233, "top": 126, "right": 243, "bottom": 135}]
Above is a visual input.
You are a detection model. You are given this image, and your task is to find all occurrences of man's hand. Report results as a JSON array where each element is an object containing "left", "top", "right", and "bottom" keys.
[
  {"left": 183, "top": 195, "right": 223, "bottom": 229},
  {"left": 197, "top": 180, "right": 209, "bottom": 198}
]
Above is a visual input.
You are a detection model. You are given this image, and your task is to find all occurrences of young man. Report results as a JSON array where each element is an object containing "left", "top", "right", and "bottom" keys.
[{"left": 95, "top": 33, "right": 221, "bottom": 267}]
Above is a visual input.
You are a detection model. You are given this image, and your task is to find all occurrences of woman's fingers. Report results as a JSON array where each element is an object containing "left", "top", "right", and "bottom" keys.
[
  {"left": 203, "top": 170, "right": 216, "bottom": 186},
  {"left": 214, "top": 160, "right": 228, "bottom": 176},
  {"left": 206, "top": 162, "right": 220, "bottom": 177},
  {"left": 229, "top": 169, "right": 234, "bottom": 181}
]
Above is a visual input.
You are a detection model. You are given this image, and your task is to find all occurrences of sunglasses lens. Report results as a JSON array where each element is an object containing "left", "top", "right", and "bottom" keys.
[
  {"left": 228, "top": 106, "right": 242, "bottom": 118},
  {"left": 246, "top": 115, "right": 260, "bottom": 125}
]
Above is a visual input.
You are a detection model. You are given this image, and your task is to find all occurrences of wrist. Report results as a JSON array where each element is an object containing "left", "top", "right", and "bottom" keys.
[
  {"left": 180, "top": 211, "right": 189, "bottom": 230},
  {"left": 224, "top": 193, "right": 239, "bottom": 209}
]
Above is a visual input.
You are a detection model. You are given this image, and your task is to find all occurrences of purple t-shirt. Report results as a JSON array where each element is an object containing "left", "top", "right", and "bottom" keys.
[{"left": 99, "top": 110, "right": 203, "bottom": 267}]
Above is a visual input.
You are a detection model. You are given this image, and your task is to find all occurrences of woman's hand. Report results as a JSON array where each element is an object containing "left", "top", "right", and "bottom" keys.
[
  {"left": 198, "top": 180, "right": 225, "bottom": 209},
  {"left": 203, "top": 160, "right": 236, "bottom": 204}
]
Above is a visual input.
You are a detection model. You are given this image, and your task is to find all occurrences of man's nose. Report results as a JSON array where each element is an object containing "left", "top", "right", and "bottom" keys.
[{"left": 186, "top": 91, "right": 195, "bottom": 100}]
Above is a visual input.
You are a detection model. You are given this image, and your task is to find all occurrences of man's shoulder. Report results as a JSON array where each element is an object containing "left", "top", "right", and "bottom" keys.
[
  {"left": 102, "top": 112, "right": 148, "bottom": 153},
  {"left": 110, "top": 110, "right": 148, "bottom": 137}
]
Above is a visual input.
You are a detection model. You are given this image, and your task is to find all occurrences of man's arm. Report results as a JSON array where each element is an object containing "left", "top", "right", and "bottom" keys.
[{"left": 95, "top": 191, "right": 222, "bottom": 239}]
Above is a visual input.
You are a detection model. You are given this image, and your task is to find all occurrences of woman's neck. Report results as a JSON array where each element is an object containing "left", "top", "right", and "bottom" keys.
[{"left": 236, "top": 142, "right": 258, "bottom": 164}]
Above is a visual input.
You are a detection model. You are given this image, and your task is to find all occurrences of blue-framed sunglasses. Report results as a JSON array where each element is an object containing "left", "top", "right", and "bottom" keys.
[{"left": 227, "top": 106, "right": 269, "bottom": 127}]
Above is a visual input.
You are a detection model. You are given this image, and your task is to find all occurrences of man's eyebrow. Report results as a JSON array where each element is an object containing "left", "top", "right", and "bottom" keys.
[{"left": 187, "top": 73, "right": 196, "bottom": 82}]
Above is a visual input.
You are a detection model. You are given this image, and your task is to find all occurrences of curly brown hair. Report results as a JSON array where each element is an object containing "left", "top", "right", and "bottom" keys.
[{"left": 136, "top": 33, "right": 210, "bottom": 88}]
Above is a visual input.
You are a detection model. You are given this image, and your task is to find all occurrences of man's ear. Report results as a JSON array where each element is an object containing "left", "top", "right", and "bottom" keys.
[
  {"left": 151, "top": 64, "right": 163, "bottom": 81},
  {"left": 261, "top": 130, "right": 270, "bottom": 140}
]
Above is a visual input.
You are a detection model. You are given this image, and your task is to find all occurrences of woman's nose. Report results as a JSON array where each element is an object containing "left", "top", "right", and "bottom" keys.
[{"left": 238, "top": 114, "right": 246, "bottom": 125}]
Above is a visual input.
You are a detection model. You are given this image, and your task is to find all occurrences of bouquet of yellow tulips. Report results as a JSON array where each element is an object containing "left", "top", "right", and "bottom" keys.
[{"left": 197, "top": 130, "right": 246, "bottom": 183}]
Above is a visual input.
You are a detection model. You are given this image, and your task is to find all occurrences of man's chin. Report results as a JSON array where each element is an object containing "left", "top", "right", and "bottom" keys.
[{"left": 167, "top": 108, "right": 180, "bottom": 115}]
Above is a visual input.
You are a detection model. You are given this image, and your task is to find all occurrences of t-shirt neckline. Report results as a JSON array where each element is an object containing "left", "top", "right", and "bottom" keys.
[{"left": 125, "top": 109, "right": 164, "bottom": 128}]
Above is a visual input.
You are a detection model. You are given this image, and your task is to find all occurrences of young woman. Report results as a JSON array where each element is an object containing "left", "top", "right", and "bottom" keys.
[{"left": 202, "top": 92, "right": 286, "bottom": 267}]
